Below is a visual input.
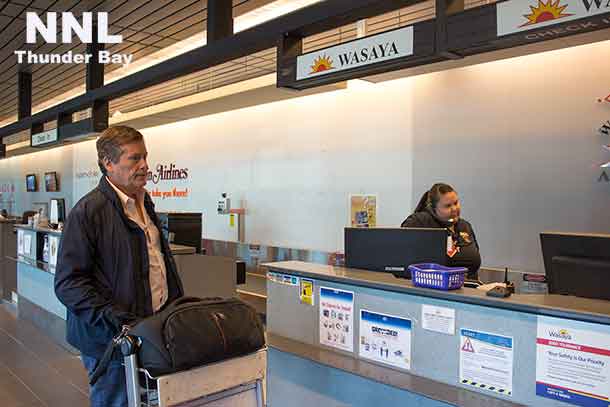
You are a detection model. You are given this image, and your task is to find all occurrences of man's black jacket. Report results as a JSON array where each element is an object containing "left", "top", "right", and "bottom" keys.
[{"left": 54, "top": 177, "right": 184, "bottom": 358}]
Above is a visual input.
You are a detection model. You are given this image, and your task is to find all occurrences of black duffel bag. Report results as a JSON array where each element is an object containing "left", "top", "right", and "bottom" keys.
[{"left": 90, "top": 296, "right": 265, "bottom": 383}]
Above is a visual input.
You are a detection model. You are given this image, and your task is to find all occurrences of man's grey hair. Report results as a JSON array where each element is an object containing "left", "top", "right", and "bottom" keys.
[{"left": 96, "top": 126, "right": 144, "bottom": 176}]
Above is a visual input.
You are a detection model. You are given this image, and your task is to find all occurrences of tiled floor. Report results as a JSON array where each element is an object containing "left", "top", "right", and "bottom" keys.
[{"left": 0, "top": 304, "right": 89, "bottom": 407}]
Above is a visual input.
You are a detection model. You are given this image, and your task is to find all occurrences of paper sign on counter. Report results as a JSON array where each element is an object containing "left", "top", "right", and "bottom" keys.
[
  {"left": 359, "top": 310, "right": 411, "bottom": 370},
  {"left": 536, "top": 316, "right": 610, "bottom": 407},
  {"left": 17, "top": 229, "right": 24, "bottom": 255},
  {"left": 300, "top": 278, "right": 314, "bottom": 306},
  {"left": 422, "top": 304, "right": 455, "bottom": 335},
  {"left": 459, "top": 328, "right": 513, "bottom": 397},
  {"left": 319, "top": 287, "right": 354, "bottom": 352},
  {"left": 48, "top": 235, "right": 59, "bottom": 268},
  {"left": 23, "top": 234, "right": 31, "bottom": 255}
]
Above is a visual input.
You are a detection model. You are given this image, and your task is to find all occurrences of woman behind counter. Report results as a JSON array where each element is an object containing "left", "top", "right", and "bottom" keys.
[{"left": 401, "top": 183, "right": 481, "bottom": 279}]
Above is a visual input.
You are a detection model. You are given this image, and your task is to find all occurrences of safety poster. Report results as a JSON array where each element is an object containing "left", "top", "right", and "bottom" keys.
[
  {"left": 459, "top": 328, "right": 513, "bottom": 396},
  {"left": 359, "top": 310, "right": 411, "bottom": 370},
  {"left": 319, "top": 287, "right": 354, "bottom": 352},
  {"left": 536, "top": 316, "right": 610, "bottom": 407}
]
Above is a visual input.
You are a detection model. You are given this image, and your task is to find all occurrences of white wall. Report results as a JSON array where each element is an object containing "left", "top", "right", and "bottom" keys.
[
  {"left": 129, "top": 80, "right": 414, "bottom": 252},
  {"left": 0, "top": 146, "right": 74, "bottom": 217},
  {"left": 410, "top": 40, "right": 610, "bottom": 272},
  {"left": 3, "top": 39, "right": 610, "bottom": 273}
]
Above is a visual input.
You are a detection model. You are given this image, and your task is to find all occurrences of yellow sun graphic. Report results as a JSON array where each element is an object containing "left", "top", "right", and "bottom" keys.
[
  {"left": 520, "top": 0, "right": 573, "bottom": 27},
  {"left": 310, "top": 54, "right": 334, "bottom": 74}
]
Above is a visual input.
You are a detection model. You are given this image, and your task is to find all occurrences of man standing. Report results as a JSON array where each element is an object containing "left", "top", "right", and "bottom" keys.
[{"left": 55, "top": 126, "right": 184, "bottom": 406}]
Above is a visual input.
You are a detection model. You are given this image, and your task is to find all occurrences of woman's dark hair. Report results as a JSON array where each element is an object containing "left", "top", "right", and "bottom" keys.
[{"left": 413, "top": 183, "right": 455, "bottom": 213}]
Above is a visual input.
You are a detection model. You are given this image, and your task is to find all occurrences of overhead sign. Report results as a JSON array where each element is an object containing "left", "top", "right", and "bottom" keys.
[
  {"left": 296, "top": 26, "right": 414, "bottom": 81},
  {"left": 497, "top": 0, "right": 610, "bottom": 37},
  {"left": 31, "top": 128, "right": 58, "bottom": 147}
]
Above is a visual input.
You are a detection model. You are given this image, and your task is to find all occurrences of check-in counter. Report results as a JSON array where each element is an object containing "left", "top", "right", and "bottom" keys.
[
  {"left": 0, "top": 219, "right": 17, "bottom": 302},
  {"left": 264, "top": 261, "right": 610, "bottom": 407},
  {"left": 10, "top": 224, "right": 237, "bottom": 351}
]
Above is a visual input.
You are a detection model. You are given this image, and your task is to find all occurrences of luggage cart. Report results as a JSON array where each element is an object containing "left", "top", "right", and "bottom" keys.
[{"left": 121, "top": 336, "right": 266, "bottom": 407}]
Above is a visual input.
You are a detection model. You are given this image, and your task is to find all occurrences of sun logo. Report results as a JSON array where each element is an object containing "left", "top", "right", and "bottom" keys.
[
  {"left": 310, "top": 54, "right": 334, "bottom": 74},
  {"left": 559, "top": 329, "right": 569, "bottom": 335},
  {"left": 520, "top": 0, "right": 573, "bottom": 27}
]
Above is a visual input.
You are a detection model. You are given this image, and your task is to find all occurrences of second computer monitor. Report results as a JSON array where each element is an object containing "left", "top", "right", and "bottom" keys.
[
  {"left": 541, "top": 232, "right": 610, "bottom": 301},
  {"left": 345, "top": 227, "right": 447, "bottom": 277}
]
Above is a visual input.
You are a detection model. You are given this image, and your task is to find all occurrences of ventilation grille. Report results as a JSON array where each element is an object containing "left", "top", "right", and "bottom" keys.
[{"left": 110, "top": 48, "right": 276, "bottom": 115}]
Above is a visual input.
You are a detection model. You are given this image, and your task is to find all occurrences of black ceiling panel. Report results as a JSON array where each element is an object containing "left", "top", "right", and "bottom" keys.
[
  {"left": 0, "top": 0, "right": 223, "bottom": 123},
  {"left": 0, "top": 0, "right": 302, "bottom": 127}
]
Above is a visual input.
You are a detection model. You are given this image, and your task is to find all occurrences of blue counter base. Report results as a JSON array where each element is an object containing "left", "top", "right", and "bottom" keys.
[
  {"left": 17, "top": 294, "right": 78, "bottom": 354},
  {"left": 267, "top": 348, "right": 452, "bottom": 407}
]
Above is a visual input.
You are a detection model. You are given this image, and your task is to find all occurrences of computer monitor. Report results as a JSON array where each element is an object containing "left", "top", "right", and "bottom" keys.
[
  {"left": 345, "top": 227, "right": 447, "bottom": 278},
  {"left": 540, "top": 232, "right": 610, "bottom": 301},
  {"left": 157, "top": 212, "right": 203, "bottom": 253}
]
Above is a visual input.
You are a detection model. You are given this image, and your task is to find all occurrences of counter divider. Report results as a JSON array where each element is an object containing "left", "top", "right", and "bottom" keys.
[{"left": 267, "top": 333, "right": 525, "bottom": 407}]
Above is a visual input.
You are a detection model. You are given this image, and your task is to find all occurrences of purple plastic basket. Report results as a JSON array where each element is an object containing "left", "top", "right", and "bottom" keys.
[{"left": 409, "top": 263, "right": 467, "bottom": 290}]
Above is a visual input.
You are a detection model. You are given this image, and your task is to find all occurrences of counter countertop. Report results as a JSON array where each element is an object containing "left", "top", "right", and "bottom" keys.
[
  {"left": 263, "top": 261, "right": 610, "bottom": 325},
  {"left": 8, "top": 245, "right": 194, "bottom": 275},
  {"left": 14, "top": 224, "right": 63, "bottom": 235},
  {"left": 169, "top": 243, "right": 197, "bottom": 255},
  {"left": 13, "top": 226, "right": 199, "bottom": 255}
]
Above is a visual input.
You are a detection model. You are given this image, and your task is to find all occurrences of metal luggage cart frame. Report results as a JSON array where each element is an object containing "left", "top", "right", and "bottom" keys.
[{"left": 121, "top": 336, "right": 266, "bottom": 407}]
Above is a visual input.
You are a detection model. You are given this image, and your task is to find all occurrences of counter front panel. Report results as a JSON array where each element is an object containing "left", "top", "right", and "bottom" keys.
[{"left": 265, "top": 261, "right": 610, "bottom": 407}]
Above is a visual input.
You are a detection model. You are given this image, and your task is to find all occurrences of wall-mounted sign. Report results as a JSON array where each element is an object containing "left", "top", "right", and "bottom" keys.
[
  {"left": 31, "top": 128, "right": 58, "bottom": 147},
  {"left": 497, "top": 0, "right": 610, "bottom": 37},
  {"left": 147, "top": 162, "right": 189, "bottom": 184},
  {"left": 350, "top": 194, "right": 377, "bottom": 228},
  {"left": 296, "top": 26, "right": 414, "bottom": 81}
]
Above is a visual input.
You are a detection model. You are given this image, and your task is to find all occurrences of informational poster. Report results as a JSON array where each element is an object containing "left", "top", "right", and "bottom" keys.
[
  {"left": 536, "top": 316, "right": 610, "bottom": 407},
  {"left": 17, "top": 229, "right": 24, "bottom": 255},
  {"left": 267, "top": 272, "right": 299, "bottom": 286},
  {"left": 48, "top": 235, "right": 59, "bottom": 268},
  {"left": 422, "top": 304, "right": 455, "bottom": 335},
  {"left": 23, "top": 234, "right": 32, "bottom": 255},
  {"left": 300, "top": 278, "right": 314, "bottom": 306},
  {"left": 359, "top": 310, "right": 412, "bottom": 370},
  {"left": 319, "top": 287, "right": 354, "bottom": 352},
  {"left": 349, "top": 194, "right": 377, "bottom": 228},
  {"left": 459, "top": 328, "right": 513, "bottom": 396}
]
